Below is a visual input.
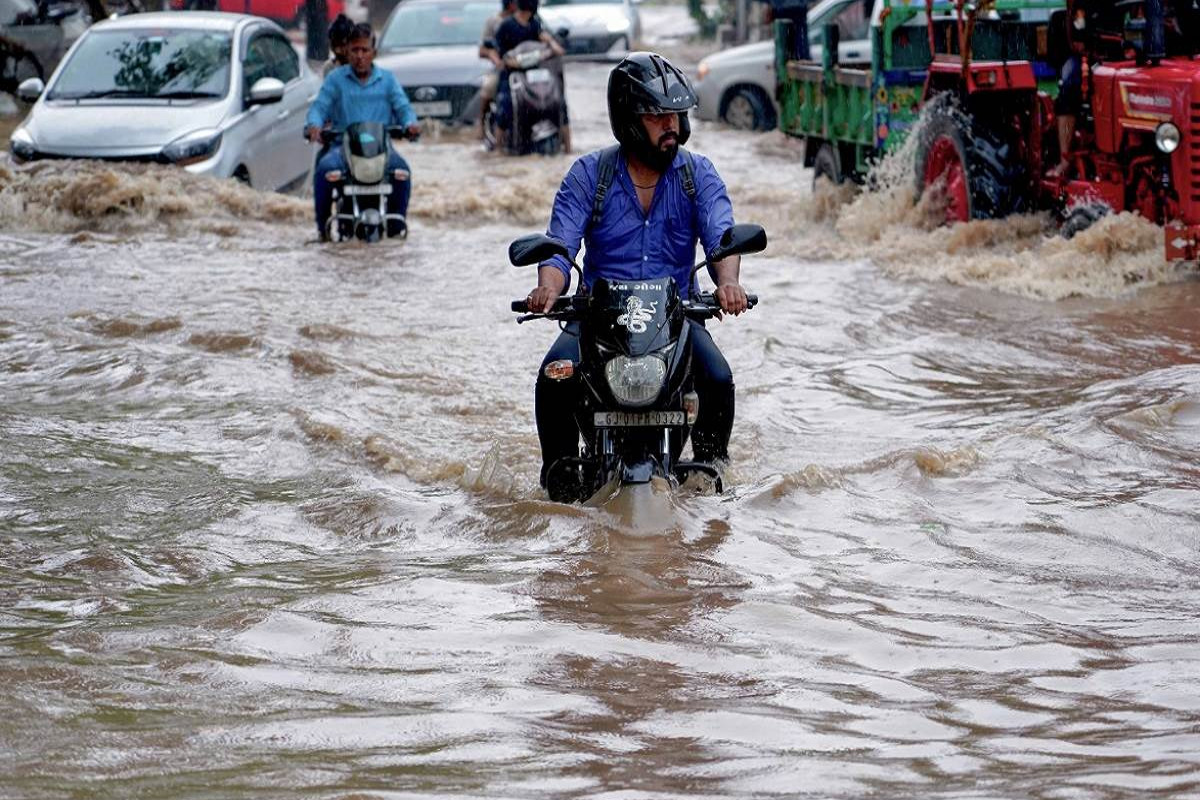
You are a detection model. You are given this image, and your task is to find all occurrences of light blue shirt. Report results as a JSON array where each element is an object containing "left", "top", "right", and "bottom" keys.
[
  {"left": 542, "top": 148, "right": 735, "bottom": 298},
  {"left": 305, "top": 64, "right": 418, "bottom": 131}
]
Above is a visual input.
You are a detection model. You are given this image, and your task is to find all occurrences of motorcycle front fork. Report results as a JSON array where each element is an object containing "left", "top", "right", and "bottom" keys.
[{"left": 593, "top": 427, "right": 675, "bottom": 485}]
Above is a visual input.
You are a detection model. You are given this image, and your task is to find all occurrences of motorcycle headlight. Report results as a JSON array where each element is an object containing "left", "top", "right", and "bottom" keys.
[
  {"left": 349, "top": 153, "right": 386, "bottom": 184},
  {"left": 162, "top": 128, "right": 222, "bottom": 166},
  {"left": 604, "top": 354, "right": 667, "bottom": 407},
  {"left": 1155, "top": 122, "right": 1181, "bottom": 154},
  {"left": 9, "top": 127, "right": 36, "bottom": 162}
]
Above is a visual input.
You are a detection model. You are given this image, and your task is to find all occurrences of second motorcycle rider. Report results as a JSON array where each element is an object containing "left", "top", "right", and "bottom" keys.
[
  {"left": 304, "top": 23, "right": 421, "bottom": 240},
  {"left": 525, "top": 52, "right": 751, "bottom": 489}
]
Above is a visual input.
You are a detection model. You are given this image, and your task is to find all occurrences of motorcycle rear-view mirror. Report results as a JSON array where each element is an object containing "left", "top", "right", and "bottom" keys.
[
  {"left": 708, "top": 224, "right": 768, "bottom": 263},
  {"left": 509, "top": 233, "right": 569, "bottom": 266}
]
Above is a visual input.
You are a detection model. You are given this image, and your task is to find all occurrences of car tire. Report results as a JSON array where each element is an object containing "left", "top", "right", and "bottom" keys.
[{"left": 721, "top": 86, "right": 774, "bottom": 132}]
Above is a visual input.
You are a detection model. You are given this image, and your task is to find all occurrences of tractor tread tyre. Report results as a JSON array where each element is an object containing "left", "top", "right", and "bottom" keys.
[{"left": 915, "top": 99, "right": 1027, "bottom": 222}]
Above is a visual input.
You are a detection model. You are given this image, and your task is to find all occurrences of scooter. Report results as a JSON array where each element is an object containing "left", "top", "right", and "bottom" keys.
[
  {"left": 317, "top": 122, "right": 417, "bottom": 242},
  {"left": 510, "top": 224, "right": 766, "bottom": 502},
  {"left": 483, "top": 38, "right": 567, "bottom": 156}
]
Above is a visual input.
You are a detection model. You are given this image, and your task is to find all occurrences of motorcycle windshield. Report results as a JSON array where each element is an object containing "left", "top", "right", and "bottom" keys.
[
  {"left": 344, "top": 122, "right": 389, "bottom": 159},
  {"left": 589, "top": 278, "right": 680, "bottom": 357}
]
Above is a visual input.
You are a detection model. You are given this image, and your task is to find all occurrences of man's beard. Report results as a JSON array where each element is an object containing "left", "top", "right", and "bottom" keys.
[{"left": 642, "top": 133, "right": 678, "bottom": 172}]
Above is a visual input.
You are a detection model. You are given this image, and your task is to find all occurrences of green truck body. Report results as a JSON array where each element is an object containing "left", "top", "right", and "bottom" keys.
[{"left": 776, "top": 0, "right": 1065, "bottom": 180}]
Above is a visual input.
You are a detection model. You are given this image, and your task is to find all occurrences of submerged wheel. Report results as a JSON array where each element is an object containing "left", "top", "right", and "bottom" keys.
[
  {"left": 1060, "top": 202, "right": 1110, "bottom": 239},
  {"left": 812, "top": 141, "right": 843, "bottom": 189},
  {"left": 722, "top": 86, "right": 774, "bottom": 132},
  {"left": 915, "top": 99, "right": 1027, "bottom": 224}
]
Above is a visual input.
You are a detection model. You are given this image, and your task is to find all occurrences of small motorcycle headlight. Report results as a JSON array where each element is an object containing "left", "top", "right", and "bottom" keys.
[
  {"left": 604, "top": 354, "right": 667, "bottom": 407},
  {"left": 1155, "top": 122, "right": 1181, "bottom": 154}
]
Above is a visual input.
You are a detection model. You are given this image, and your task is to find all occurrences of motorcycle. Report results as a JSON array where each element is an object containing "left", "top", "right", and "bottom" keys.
[
  {"left": 316, "top": 121, "right": 417, "bottom": 242},
  {"left": 483, "top": 38, "right": 567, "bottom": 156},
  {"left": 510, "top": 224, "right": 766, "bottom": 502}
]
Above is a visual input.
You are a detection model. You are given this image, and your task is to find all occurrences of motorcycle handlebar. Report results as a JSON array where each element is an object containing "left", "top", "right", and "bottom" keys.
[
  {"left": 308, "top": 126, "right": 421, "bottom": 144},
  {"left": 511, "top": 293, "right": 757, "bottom": 318}
]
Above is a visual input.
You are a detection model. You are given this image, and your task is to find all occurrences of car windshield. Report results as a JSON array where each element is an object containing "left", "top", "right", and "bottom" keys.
[
  {"left": 48, "top": 28, "right": 232, "bottom": 100},
  {"left": 380, "top": 1, "right": 497, "bottom": 48}
]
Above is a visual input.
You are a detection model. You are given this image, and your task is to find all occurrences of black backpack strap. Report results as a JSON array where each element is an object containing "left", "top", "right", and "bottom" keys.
[
  {"left": 589, "top": 145, "right": 697, "bottom": 229},
  {"left": 679, "top": 147, "right": 697, "bottom": 202},
  {"left": 590, "top": 144, "right": 621, "bottom": 229}
]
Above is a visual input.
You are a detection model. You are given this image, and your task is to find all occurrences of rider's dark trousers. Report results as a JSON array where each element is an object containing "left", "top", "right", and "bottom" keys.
[
  {"left": 313, "top": 147, "right": 411, "bottom": 238},
  {"left": 535, "top": 320, "right": 735, "bottom": 485}
]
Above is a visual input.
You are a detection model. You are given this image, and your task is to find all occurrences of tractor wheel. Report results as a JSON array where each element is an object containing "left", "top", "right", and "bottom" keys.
[
  {"left": 812, "top": 142, "right": 843, "bottom": 190},
  {"left": 1060, "top": 202, "right": 1109, "bottom": 239},
  {"left": 915, "top": 100, "right": 1027, "bottom": 224}
]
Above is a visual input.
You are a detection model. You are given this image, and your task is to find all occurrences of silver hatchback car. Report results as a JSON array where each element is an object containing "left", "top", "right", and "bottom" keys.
[{"left": 9, "top": 12, "right": 321, "bottom": 192}]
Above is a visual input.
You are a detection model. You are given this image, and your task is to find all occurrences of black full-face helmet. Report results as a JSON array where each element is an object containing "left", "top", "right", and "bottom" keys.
[{"left": 607, "top": 52, "right": 697, "bottom": 166}]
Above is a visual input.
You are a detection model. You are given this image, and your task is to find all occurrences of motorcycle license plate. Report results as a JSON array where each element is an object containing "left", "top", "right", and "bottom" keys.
[
  {"left": 526, "top": 68, "right": 552, "bottom": 84},
  {"left": 412, "top": 100, "right": 452, "bottom": 117},
  {"left": 594, "top": 411, "right": 685, "bottom": 428},
  {"left": 342, "top": 184, "right": 392, "bottom": 196}
]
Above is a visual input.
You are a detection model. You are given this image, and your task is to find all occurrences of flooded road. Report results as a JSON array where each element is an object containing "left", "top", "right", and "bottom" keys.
[{"left": 3, "top": 39, "right": 1200, "bottom": 799}]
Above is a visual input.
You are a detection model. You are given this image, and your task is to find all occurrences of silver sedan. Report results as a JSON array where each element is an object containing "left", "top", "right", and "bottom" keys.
[{"left": 9, "top": 12, "right": 321, "bottom": 192}]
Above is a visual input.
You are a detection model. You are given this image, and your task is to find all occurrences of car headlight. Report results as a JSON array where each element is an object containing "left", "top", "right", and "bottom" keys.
[
  {"left": 697, "top": 59, "right": 710, "bottom": 82},
  {"left": 9, "top": 127, "right": 36, "bottom": 162},
  {"left": 605, "top": 354, "right": 667, "bottom": 407},
  {"left": 162, "top": 128, "right": 222, "bottom": 166},
  {"left": 1155, "top": 122, "right": 1180, "bottom": 154}
]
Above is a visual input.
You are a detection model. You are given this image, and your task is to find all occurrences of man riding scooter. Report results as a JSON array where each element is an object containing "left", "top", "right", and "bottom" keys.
[{"left": 305, "top": 23, "right": 421, "bottom": 241}]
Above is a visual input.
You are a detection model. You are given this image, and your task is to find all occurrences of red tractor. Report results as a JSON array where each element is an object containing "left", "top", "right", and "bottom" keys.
[{"left": 916, "top": 0, "right": 1200, "bottom": 264}]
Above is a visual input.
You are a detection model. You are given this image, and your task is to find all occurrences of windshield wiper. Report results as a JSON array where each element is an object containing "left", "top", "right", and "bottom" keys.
[
  {"left": 55, "top": 88, "right": 148, "bottom": 100},
  {"left": 154, "top": 90, "right": 223, "bottom": 99}
]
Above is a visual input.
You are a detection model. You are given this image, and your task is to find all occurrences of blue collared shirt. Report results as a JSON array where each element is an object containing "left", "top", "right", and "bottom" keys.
[
  {"left": 542, "top": 148, "right": 735, "bottom": 298},
  {"left": 305, "top": 65, "right": 418, "bottom": 131}
]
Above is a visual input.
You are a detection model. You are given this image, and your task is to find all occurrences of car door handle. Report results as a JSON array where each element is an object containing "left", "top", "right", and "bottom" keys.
[
  {"left": 845, "top": 50, "right": 862, "bottom": 59},
  {"left": 276, "top": 109, "right": 290, "bottom": 120}
]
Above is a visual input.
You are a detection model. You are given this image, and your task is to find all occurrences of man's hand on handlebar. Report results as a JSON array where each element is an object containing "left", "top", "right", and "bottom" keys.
[
  {"left": 714, "top": 282, "right": 749, "bottom": 317},
  {"left": 526, "top": 285, "right": 562, "bottom": 314},
  {"left": 305, "top": 125, "right": 324, "bottom": 144}
]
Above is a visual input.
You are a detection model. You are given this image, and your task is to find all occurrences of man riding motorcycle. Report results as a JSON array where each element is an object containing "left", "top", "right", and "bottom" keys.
[
  {"left": 304, "top": 23, "right": 421, "bottom": 241},
  {"left": 493, "top": 0, "right": 568, "bottom": 152},
  {"left": 525, "top": 52, "right": 750, "bottom": 488}
]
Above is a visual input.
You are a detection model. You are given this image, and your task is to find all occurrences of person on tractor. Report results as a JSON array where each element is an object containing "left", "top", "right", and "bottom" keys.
[
  {"left": 1050, "top": 4, "right": 1088, "bottom": 177},
  {"left": 525, "top": 53, "right": 750, "bottom": 487}
]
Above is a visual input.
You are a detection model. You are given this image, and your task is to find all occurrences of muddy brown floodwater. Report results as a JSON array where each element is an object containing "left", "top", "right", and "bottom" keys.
[{"left": 1, "top": 44, "right": 1199, "bottom": 800}]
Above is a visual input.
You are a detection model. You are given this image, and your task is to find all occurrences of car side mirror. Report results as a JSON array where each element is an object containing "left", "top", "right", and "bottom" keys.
[
  {"left": 17, "top": 77, "right": 44, "bottom": 103},
  {"left": 247, "top": 76, "right": 285, "bottom": 106},
  {"left": 509, "top": 233, "right": 569, "bottom": 266},
  {"left": 707, "top": 223, "right": 767, "bottom": 262}
]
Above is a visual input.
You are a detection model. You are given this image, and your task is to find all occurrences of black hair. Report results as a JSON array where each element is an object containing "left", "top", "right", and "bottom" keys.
[
  {"left": 515, "top": 0, "right": 537, "bottom": 13},
  {"left": 349, "top": 22, "right": 376, "bottom": 47},
  {"left": 328, "top": 13, "right": 355, "bottom": 46}
]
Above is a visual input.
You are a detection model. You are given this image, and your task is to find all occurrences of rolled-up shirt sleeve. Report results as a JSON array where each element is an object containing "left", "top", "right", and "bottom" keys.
[
  {"left": 541, "top": 156, "right": 595, "bottom": 291},
  {"left": 693, "top": 154, "right": 735, "bottom": 259}
]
